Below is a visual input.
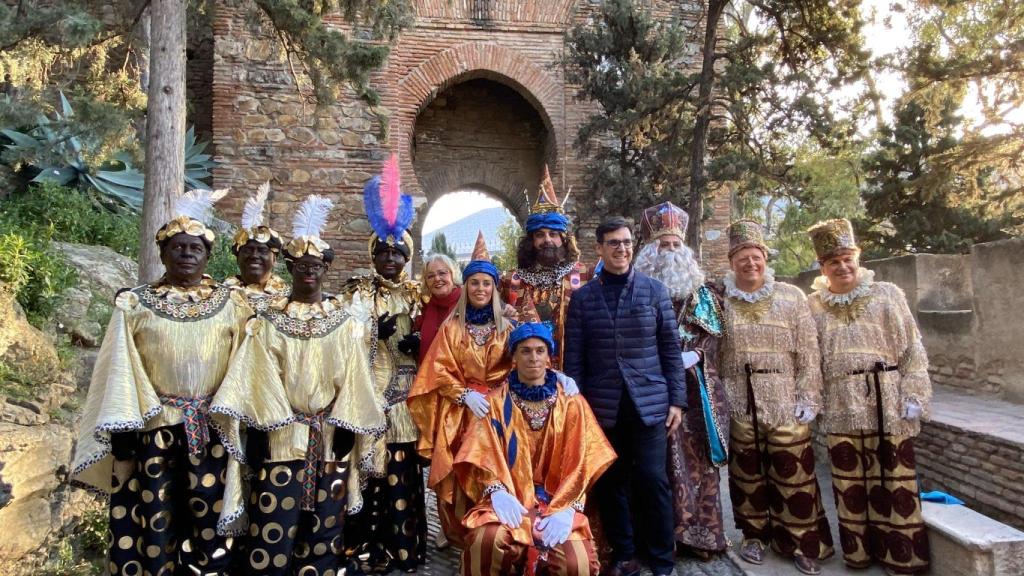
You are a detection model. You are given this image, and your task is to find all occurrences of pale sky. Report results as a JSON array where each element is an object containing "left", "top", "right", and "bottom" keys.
[{"left": 422, "top": 190, "right": 504, "bottom": 233}]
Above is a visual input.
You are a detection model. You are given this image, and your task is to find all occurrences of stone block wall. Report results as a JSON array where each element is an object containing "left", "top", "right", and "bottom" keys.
[{"left": 209, "top": 0, "right": 730, "bottom": 286}]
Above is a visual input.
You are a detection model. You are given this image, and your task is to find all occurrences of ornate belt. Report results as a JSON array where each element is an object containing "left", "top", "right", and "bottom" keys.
[
  {"left": 159, "top": 394, "right": 212, "bottom": 457},
  {"left": 848, "top": 362, "right": 899, "bottom": 485},
  {"left": 294, "top": 404, "right": 333, "bottom": 511}
]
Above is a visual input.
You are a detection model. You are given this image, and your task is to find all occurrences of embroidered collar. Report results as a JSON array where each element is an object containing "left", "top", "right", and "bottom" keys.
[
  {"left": 224, "top": 274, "right": 290, "bottom": 297},
  {"left": 509, "top": 369, "right": 558, "bottom": 402},
  {"left": 813, "top": 268, "right": 875, "bottom": 306},
  {"left": 274, "top": 296, "right": 341, "bottom": 321},
  {"left": 150, "top": 275, "right": 219, "bottom": 303},
  {"left": 723, "top": 269, "right": 776, "bottom": 303},
  {"left": 466, "top": 304, "right": 494, "bottom": 326},
  {"left": 515, "top": 262, "right": 575, "bottom": 288},
  {"left": 683, "top": 285, "right": 723, "bottom": 338}
]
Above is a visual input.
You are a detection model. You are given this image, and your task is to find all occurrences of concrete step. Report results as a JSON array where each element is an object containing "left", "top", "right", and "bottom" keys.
[{"left": 923, "top": 501, "right": 1024, "bottom": 576}]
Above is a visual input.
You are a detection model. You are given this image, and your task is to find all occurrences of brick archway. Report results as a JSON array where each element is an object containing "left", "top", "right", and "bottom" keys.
[{"left": 389, "top": 42, "right": 565, "bottom": 212}]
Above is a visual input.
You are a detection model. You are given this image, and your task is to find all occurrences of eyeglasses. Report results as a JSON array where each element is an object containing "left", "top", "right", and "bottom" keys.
[
  {"left": 293, "top": 262, "right": 326, "bottom": 273},
  {"left": 603, "top": 239, "right": 633, "bottom": 249}
]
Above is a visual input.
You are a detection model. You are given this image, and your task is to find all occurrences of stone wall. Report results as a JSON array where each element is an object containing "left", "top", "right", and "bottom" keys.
[
  {"left": 209, "top": 0, "right": 730, "bottom": 285},
  {"left": 793, "top": 238, "right": 1024, "bottom": 401}
]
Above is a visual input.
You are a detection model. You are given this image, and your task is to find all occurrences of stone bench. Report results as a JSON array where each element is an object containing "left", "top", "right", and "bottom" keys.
[{"left": 923, "top": 501, "right": 1024, "bottom": 575}]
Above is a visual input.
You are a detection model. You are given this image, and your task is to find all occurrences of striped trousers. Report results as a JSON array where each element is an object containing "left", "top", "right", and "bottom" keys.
[{"left": 461, "top": 522, "right": 600, "bottom": 576}]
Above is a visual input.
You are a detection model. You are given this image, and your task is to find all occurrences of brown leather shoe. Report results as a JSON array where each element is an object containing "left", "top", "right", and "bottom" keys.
[
  {"left": 794, "top": 555, "right": 821, "bottom": 575},
  {"left": 738, "top": 539, "right": 765, "bottom": 565},
  {"left": 599, "top": 559, "right": 642, "bottom": 576}
]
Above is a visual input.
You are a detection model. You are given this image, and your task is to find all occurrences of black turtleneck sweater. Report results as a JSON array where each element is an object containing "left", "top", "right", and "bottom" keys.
[{"left": 601, "top": 267, "right": 630, "bottom": 315}]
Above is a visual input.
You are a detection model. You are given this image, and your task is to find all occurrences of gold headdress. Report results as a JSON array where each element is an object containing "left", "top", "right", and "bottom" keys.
[
  {"left": 807, "top": 218, "right": 859, "bottom": 260},
  {"left": 727, "top": 219, "right": 769, "bottom": 258},
  {"left": 156, "top": 188, "right": 229, "bottom": 245},
  {"left": 233, "top": 181, "right": 282, "bottom": 251}
]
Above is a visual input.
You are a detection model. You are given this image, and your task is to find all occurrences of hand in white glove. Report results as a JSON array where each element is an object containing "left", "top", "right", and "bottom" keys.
[
  {"left": 556, "top": 371, "right": 579, "bottom": 397},
  {"left": 490, "top": 489, "right": 527, "bottom": 529},
  {"left": 901, "top": 399, "right": 923, "bottom": 420},
  {"left": 502, "top": 304, "right": 519, "bottom": 321},
  {"left": 681, "top": 351, "right": 701, "bottom": 369},
  {"left": 463, "top": 390, "right": 489, "bottom": 418},
  {"left": 535, "top": 507, "right": 575, "bottom": 547},
  {"left": 794, "top": 403, "right": 817, "bottom": 424}
]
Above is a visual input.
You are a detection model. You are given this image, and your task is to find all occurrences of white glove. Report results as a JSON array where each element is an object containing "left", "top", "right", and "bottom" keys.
[
  {"left": 901, "top": 399, "right": 923, "bottom": 420},
  {"left": 463, "top": 390, "right": 489, "bottom": 418},
  {"left": 556, "top": 371, "right": 579, "bottom": 397},
  {"left": 794, "top": 403, "right": 817, "bottom": 424},
  {"left": 681, "top": 351, "right": 701, "bottom": 369},
  {"left": 490, "top": 489, "right": 527, "bottom": 529},
  {"left": 536, "top": 507, "right": 575, "bottom": 547}
]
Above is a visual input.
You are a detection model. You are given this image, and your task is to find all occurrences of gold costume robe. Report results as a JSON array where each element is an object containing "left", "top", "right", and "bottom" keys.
[
  {"left": 455, "top": 381, "right": 616, "bottom": 545},
  {"left": 500, "top": 262, "right": 589, "bottom": 370},
  {"left": 808, "top": 270, "right": 932, "bottom": 436},
  {"left": 210, "top": 296, "right": 386, "bottom": 517},
  {"left": 70, "top": 277, "right": 250, "bottom": 529},
  {"left": 720, "top": 277, "right": 823, "bottom": 426},
  {"left": 223, "top": 273, "right": 290, "bottom": 314},
  {"left": 407, "top": 316, "right": 512, "bottom": 505}
]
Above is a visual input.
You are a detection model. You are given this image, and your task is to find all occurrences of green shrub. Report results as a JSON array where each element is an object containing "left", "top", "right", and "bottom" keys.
[
  {"left": 0, "top": 227, "right": 77, "bottom": 326},
  {"left": 0, "top": 182, "right": 139, "bottom": 257}
]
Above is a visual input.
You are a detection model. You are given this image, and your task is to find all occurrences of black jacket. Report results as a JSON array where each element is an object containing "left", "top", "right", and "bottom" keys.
[{"left": 563, "top": 269, "right": 687, "bottom": 428}]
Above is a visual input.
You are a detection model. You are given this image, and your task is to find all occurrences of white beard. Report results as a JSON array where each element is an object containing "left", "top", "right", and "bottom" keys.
[{"left": 634, "top": 242, "right": 705, "bottom": 301}]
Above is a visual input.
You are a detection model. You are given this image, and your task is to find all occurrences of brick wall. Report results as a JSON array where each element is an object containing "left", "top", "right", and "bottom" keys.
[{"left": 210, "top": 0, "right": 725, "bottom": 286}]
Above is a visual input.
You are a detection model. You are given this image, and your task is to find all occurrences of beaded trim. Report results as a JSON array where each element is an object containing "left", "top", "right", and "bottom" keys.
[
  {"left": 215, "top": 505, "right": 246, "bottom": 537},
  {"left": 514, "top": 262, "right": 575, "bottom": 288},
  {"left": 383, "top": 365, "right": 418, "bottom": 407},
  {"left": 137, "top": 284, "right": 231, "bottom": 321},
  {"left": 264, "top": 304, "right": 351, "bottom": 339},
  {"left": 571, "top": 499, "right": 586, "bottom": 513},
  {"left": 484, "top": 482, "right": 507, "bottom": 497},
  {"left": 466, "top": 321, "right": 496, "bottom": 346},
  {"left": 511, "top": 391, "right": 557, "bottom": 431}
]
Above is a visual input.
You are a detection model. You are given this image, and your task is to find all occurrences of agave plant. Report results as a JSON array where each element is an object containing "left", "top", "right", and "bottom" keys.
[{"left": 1, "top": 92, "right": 217, "bottom": 211}]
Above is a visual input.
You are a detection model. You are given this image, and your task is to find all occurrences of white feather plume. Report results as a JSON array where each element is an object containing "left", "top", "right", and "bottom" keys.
[
  {"left": 241, "top": 182, "right": 270, "bottom": 230},
  {"left": 174, "top": 188, "right": 229, "bottom": 225},
  {"left": 291, "top": 194, "right": 334, "bottom": 239}
]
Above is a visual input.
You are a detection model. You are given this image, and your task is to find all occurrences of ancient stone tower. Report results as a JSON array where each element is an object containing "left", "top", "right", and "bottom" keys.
[{"left": 208, "top": 0, "right": 730, "bottom": 282}]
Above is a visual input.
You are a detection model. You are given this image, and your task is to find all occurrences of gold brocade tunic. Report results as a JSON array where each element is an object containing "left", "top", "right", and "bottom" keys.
[
  {"left": 341, "top": 274, "right": 422, "bottom": 445},
  {"left": 211, "top": 295, "right": 386, "bottom": 514},
  {"left": 71, "top": 277, "right": 249, "bottom": 497},
  {"left": 223, "top": 274, "right": 290, "bottom": 313},
  {"left": 500, "top": 262, "right": 589, "bottom": 370},
  {"left": 407, "top": 316, "right": 512, "bottom": 505},
  {"left": 454, "top": 383, "right": 616, "bottom": 546},
  {"left": 720, "top": 274, "right": 823, "bottom": 428},
  {"left": 808, "top": 270, "right": 932, "bottom": 437}
]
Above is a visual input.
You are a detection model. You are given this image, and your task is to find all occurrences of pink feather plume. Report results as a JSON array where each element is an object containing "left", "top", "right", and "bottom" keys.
[{"left": 380, "top": 153, "right": 401, "bottom": 227}]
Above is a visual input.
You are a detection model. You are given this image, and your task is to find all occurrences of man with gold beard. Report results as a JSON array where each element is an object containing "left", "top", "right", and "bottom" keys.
[
  {"left": 633, "top": 202, "right": 729, "bottom": 560},
  {"left": 719, "top": 220, "right": 832, "bottom": 575},
  {"left": 501, "top": 166, "right": 589, "bottom": 370}
]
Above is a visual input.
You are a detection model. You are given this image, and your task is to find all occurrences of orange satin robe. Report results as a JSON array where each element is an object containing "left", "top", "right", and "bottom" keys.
[
  {"left": 407, "top": 316, "right": 513, "bottom": 506},
  {"left": 455, "top": 384, "right": 617, "bottom": 546}
]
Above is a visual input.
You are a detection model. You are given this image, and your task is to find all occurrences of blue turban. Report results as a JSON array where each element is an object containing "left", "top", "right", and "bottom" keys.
[
  {"left": 462, "top": 259, "right": 500, "bottom": 284},
  {"left": 525, "top": 212, "right": 570, "bottom": 234},
  {"left": 508, "top": 322, "right": 556, "bottom": 356}
]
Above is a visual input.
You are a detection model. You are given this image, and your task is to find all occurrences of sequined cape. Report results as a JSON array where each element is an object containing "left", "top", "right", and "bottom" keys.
[
  {"left": 223, "top": 274, "right": 290, "bottom": 314},
  {"left": 720, "top": 280, "right": 824, "bottom": 427},
  {"left": 454, "top": 382, "right": 616, "bottom": 546},
  {"left": 808, "top": 273, "right": 932, "bottom": 436},
  {"left": 500, "top": 262, "right": 589, "bottom": 370},
  {"left": 406, "top": 315, "right": 512, "bottom": 506},
  {"left": 70, "top": 278, "right": 249, "bottom": 502},
  {"left": 210, "top": 295, "right": 386, "bottom": 517}
]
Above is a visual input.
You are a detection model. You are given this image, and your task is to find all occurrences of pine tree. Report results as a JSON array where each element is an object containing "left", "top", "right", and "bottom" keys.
[{"left": 428, "top": 232, "right": 457, "bottom": 261}]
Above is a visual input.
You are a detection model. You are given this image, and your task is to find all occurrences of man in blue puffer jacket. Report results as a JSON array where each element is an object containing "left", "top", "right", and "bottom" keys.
[{"left": 564, "top": 216, "right": 687, "bottom": 576}]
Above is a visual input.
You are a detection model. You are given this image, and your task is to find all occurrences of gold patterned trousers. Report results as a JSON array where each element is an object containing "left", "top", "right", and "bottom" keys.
[
  {"left": 461, "top": 522, "right": 599, "bottom": 576},
  {"left": 108, "top": 425, "right": 234, "bottom": 576},
  {"left": 727, "top": 420, "right": 834, "bottom": 560},
  {"left": 827, "top": 431, "right": 930, "bottom": 573}
]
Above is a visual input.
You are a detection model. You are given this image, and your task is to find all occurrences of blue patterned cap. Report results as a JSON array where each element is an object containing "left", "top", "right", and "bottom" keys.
[{"left": 508, "top": 322, "right": 556, "bottom": 356}]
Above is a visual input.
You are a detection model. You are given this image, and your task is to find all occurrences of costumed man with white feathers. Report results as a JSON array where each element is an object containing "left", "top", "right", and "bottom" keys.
[
  {"left": 500, "top": 166, "right": 588, "bottom": 370},
  {"left": 224, "top": 181, "right": 290, "bottom": 313},
  {"left": 210, "top": 194, "right": 385, "bottom": 576},
  {"left": 342, "top": 154, "right": 427, "bottom": 573},
  {"left": 71, "top": 188, "right": 249, "bottom": 575}
]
